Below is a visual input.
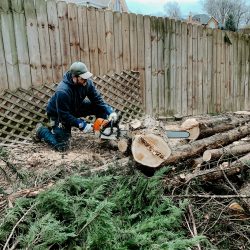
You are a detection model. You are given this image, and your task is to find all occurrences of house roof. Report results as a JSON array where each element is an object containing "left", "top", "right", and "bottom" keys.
[
  {"left": 192, "top": 14, "right": 211, "bottom": 25},
  {"left": 59, "top": 0, "right": 128, "bottom": 12}
]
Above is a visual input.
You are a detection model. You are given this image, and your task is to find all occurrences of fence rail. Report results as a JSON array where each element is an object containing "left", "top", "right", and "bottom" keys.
[{"left": 0, "top": 0, "right": 250, "bottom": 116}]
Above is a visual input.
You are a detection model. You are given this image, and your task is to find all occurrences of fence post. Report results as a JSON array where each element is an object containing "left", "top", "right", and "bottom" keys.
[{"left": 0, "top": 0, "right": 20, "bottom": 90}]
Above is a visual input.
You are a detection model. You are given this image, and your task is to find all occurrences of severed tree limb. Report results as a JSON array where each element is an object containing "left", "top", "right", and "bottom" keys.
[
  {"left": 181, "top": 116, "right": 250, "bottom": 140},
  {"left": 168, "top": 153, "right": 250, "bottom": 186},
  {"left": 203, "top": 142, "right": 250, "bottom": 162},
  {"left": 163, "top": 123, "right": 250, "bottom": 166}
]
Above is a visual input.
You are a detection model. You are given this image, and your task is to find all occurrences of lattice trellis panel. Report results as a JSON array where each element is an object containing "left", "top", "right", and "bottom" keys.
[{"left": 0, "top": 71, "right": 143, "bottom": 145}]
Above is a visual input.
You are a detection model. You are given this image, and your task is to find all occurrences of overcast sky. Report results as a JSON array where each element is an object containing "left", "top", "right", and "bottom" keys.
[{"left": 126, "top": 0, "right": 203, "bottom": 17}]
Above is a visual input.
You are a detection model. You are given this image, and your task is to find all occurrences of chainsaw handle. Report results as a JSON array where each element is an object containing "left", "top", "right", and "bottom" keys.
[{"left": 100, "top": 120, "right": 114, "bottom": 136}]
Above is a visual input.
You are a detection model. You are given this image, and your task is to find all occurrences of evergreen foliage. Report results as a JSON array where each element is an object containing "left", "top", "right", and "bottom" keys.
[
  {"left": 0, "top": 168, "right": 206, "bottom": 249},
  {"left": 225, "top": 14, "right": 237, "bottom": 31}
]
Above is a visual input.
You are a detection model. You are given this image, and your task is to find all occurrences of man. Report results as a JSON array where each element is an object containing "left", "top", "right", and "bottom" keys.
[{"left": 35, "top": 61, "right": 115, "bottom": 151}]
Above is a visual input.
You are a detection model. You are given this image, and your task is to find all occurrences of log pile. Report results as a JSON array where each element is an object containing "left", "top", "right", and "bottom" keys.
[{"left": 117, "top": 113, "right": 250, "bottom": 193}]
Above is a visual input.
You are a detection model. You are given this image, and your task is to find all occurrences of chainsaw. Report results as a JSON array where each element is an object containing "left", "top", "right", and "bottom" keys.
[
  {"left": 93, "top": 113, "right": 190, "bottom": 140},
  {"left": 93, "top": 114, "right": 123, "bottom": 140}
]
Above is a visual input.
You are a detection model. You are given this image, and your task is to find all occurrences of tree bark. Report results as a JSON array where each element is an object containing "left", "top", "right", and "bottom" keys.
[{"left": 203, "top": 141, "right": 250, "bottom": 162}]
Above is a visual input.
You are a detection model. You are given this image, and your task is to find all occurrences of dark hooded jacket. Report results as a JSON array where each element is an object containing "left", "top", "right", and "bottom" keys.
[{"left": 46, "top": 72, "right": 112, "bottom": 128}]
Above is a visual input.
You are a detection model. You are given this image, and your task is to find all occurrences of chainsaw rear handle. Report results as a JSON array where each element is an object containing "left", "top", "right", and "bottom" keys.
[{"left": 100, "top": 120, "right": 114, "bottom": 136}]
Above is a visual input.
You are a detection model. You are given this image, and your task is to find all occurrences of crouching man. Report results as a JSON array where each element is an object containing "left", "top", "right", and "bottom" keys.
[{"left": 35, "top": 61, "right": 115, "bottom": 151}]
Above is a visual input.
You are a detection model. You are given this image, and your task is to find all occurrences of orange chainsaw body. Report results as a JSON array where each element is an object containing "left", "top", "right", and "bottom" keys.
[{"left": 93, "top": 118, "right": 109, "bottom": 132}]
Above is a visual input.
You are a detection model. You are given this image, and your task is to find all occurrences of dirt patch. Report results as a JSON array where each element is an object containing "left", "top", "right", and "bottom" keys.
[{"left": 0, "top": 131, "right": 123, "bottom": 195}]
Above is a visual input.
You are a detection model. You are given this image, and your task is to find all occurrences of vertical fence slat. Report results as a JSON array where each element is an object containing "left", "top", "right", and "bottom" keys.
[
  {"left": 104, "top": 10, "right": 115, "bottom": 74},
  {"left": 35, "top": 0, "right": 53, "bottom": 84},
  {"left": 221, "top": 31, "right": 226, "bottom": 112},
  {"left": 192, "top": 24, "right": 198, "bottom": 115},
  {"left": 24, "top": 0, "right": 42, "bottom": 86},
  {"left": 144, "top": 15, "right": 152, "bottom": 114},
  {"left": 78, "top": 6, "right": 90, "bottom": 68},
  {"left": 136, "top": 14, "right": 145, "bottom": 107},
  {"left": 57, "top": 1, "right": 70, "bottom": 73},
  {"left": 151, "top": 16, "right": 158, "bottom": 115},
  {"left": 187, "top": 23, "right": 193, "bottom": 115},
  {"left": 211, "top": 29, "right": 217, "bottom": 113},
  {"left": 202, "top": 27, "right": 208, "bottom": 114},
  {"left": 181, "top": 22, "right": 188, "bottom": 116},
  {"left": 68, "top": 3, "right": 80, "bottom": 62},
  {"left": 245, "top": 37, "right": 250, "bottom": 110},
  {"left": 207, "top": 28, "right": 213, "bottom": 113},
  {"left": 233, "top": 33, "right": 238, "bottom": 111},
  {"left": 216, "top": 29, "right": 222, "bottom": 112},
  {"left": 122, "top": 12, "right": 130, "bottom": 70},
  {"left": 228, "top": 32, "right": 234, "bottom": 111},
  {"left": 0, "top": 9, "right": 8, "bottom": 90},
  {"left": 47, "top": 0, "right": 62, "bottom": 82},
  {"left": 175, "top": 20, "right": 182, "bottom": 114},
  {"left": 197, "top": 25, "right": 203, "bottom": 114},
  {"left": 12, "top": 0, "right": 31, "bottom": 89},
  {"left": 87, "top": 8, "right": 99, "bottom": 75},
  {"left": 240, "top": 34, "right": 246, "bottom": 110},
  {"left": 96, "top": 10, "right": 107, "bottom": 76},
  {"left": 1, "top": 0, "right": 20, "bottom": 90},
  {"left": 164, "top": 18, "right": 171, "bottom": 115},
  {"left": 129, "top": 13, "right": 137, "bottom": 71},
  {"left": 157, "top": 17, "right": 164, "bottom": 116},
  {"left": 169, "top": 19, "right": 176, "bottom": 115},
  {"left": 114, "top": 11, "right": 123, "bottom": 74}
]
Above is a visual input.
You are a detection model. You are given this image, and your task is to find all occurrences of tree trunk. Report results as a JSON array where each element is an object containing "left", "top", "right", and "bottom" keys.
[
  {"left": 203, "top": 142, "right": 250, "bottom": 162},
  {"left": 163, "top": 123, "right": 250, "bottom": 166},
  {"left": 131, "top": 133, "right": 171, "bottom": 168},
  {"left": 181, "top": 116, "right": 250, "bottom": 140}
]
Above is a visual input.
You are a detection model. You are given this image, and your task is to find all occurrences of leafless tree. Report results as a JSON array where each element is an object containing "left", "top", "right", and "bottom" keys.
[
  {"left": 201, "top": 0, "right": 250, "bottom": 28},
  {"left": 163, "top": 1, "right": 182, "bottom": 19}
]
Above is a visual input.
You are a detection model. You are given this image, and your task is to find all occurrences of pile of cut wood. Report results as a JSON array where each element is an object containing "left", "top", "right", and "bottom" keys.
[{"left": 118, "top": 112, "right": 250, "bottom": 208}]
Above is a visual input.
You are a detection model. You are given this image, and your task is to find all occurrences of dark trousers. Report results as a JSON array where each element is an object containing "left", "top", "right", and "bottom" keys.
[{"left": 37, "top": 100, "right": 110, "bottom": 151}]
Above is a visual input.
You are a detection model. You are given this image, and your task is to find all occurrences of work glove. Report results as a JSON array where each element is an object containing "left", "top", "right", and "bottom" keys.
[
  {"left": 108, "top": 112, "right": 118, "bottom": 122},
  {"left": 82, "top": 123, "right": 93, "bottom": 133},
  {"left": 78, "top": 119, "right": 93, "bottom": 133}
]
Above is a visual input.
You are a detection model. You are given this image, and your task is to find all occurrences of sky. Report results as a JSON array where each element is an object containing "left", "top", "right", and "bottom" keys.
[{"left": 126, "top": 0, "right": 203, "bottom": 18}]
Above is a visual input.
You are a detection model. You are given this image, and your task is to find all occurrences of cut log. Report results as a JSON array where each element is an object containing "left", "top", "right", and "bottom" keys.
[
  {"left": 129, "top": 119, "right": 142, "bottom": 130},
  {"left": 117, "top": 138, "right": 129, "bottom": 153},
  {"left": 163, "top": 123, "right": 250, "bottom": 166},
  {"left": 203, "top": 142, "right": 250, "bottom": 162},
  {"left": 181, "top": 116, "right": 250, "bottom": 140},
  {"left": 131, "top": 133, "right": 171, "bottom": 168}
]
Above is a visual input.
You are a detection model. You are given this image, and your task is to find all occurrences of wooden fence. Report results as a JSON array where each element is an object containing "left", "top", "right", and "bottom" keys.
[{"left": 0, "top": 0, "right": 250, "bottom": 116}]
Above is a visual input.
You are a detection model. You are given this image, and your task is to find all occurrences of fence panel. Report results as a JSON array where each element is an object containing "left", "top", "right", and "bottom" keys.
[
  {"left": 0, "top": 1, "right": 250, "bottom": 116},
  {"left": 47, "top": 0, "right": 62, "bottom": 82},
  {"left": 151, "top": 16, "right": 158, "bottom": 115},
  {"left": 12, "top": 0, "right": 31, "bottom": 89},
  {"left": 57, "top": 1, "right": 71, "bottom": 73},
  {"left": 68, "top": 3, "right": 80, "bottom": 62},
  {"left": 35, "top": 0, "right": 53, "bottom": 84},
  {"left": 78, "top": 6, "right": 90, "bottom": 68},
  {"left": 1, "top": 0, "right": 20, "bottom": 90},
  {"left": 24, "top": 0, "right": 42, "bottom": 86}
]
